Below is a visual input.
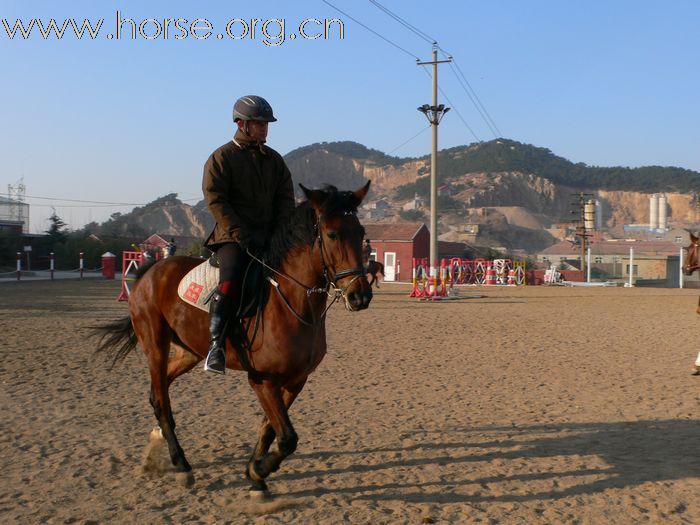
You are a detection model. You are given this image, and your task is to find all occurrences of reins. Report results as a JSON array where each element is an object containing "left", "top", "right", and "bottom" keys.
[{"left": 246, "top": 214, "right": 364, "bottom": 328}]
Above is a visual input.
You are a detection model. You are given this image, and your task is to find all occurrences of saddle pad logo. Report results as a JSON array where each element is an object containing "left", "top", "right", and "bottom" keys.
[{"left": 184, "top": 283, "right": 204, "bottom": 303}]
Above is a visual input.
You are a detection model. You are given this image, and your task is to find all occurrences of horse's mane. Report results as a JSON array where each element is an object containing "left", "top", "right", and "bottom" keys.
[{"left": 263, "top": 185, "right": 361, "bottom": 268}]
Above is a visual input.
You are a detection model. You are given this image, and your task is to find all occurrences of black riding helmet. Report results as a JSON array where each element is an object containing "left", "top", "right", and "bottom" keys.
[{"left": 232, "top": 95, "right": 277, "bottom": 123}]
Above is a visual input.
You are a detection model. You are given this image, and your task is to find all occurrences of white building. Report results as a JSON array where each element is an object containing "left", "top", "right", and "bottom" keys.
[{"left": 0, "top": 196, "right": 29, "bottom": 233}]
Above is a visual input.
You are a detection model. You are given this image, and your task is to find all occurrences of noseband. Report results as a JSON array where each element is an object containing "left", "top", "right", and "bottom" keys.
[{"left": 315, "top": 213, "right": 365, "bottom": 296}]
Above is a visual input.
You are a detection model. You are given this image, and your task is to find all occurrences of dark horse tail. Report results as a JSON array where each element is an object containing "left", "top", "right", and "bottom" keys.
[
  {"left": 94, "top": 317, "right": 138, "bottom": 369},
  {"left": 94, "top": 258, "right": 157, "bottom": 368}
]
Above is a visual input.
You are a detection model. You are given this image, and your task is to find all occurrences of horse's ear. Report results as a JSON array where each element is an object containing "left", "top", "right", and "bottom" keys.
[
  {"left": 352, "top": 180, "right": 371, "bottom": 206},
  {"left": 299, "top": 183, "right": 327, "bottom": 210},
  {"left": 691, "top": 232, "right": 699, "bottom": 244}
]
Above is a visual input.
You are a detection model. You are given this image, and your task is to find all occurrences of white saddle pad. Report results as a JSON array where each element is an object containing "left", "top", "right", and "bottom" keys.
[{"left": 177, "top": 260, "right": 219, "bottom": 312}]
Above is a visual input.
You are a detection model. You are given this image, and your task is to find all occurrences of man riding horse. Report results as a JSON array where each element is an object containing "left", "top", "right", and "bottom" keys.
[{"left": 202, "top": 95, "right": 295, "bottom": 374}]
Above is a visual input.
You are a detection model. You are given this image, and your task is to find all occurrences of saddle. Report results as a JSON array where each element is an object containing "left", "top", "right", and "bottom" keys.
[{"left": 177, "top": 256, "right": 269, "bottom": 317}]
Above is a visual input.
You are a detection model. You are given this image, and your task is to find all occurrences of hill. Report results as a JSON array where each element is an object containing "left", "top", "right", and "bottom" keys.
[
  {"left": 80, "top": 140, "right": 700, "bottom": 253},
  {"left": 286, "top": 138, "right": 700, "bottom": 195}
]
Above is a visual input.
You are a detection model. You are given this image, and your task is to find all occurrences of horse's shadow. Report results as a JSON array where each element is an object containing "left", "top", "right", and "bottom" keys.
[{"left": 283, "top": 419, "right": 700, "bottom": 503}]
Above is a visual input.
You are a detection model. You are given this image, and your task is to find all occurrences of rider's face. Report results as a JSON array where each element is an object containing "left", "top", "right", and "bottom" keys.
[{"left": 242, "top": 120, "right": 269, "bottom": 142}]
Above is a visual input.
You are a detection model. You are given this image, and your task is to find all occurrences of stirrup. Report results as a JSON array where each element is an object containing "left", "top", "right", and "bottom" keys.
[{"left": 204, "top": 346, "right": 226, "bottom": 374}]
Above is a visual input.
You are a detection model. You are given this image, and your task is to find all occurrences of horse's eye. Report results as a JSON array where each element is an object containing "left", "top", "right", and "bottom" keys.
[{"left": 327, "top": 231, "right": 338, "bottom": 240}]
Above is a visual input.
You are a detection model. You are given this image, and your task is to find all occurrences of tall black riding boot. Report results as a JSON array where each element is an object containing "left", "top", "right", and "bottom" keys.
[{"left": 204, "top": 290, "right": 230, "bottom": 374}]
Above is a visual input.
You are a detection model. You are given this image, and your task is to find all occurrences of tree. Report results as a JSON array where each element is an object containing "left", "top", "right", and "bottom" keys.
[
  {"left": 45, "top": 210, "right": 68, "bottom": 243},
  {"left": 399, "top": 209, "right": 425, "bottom": 221}
]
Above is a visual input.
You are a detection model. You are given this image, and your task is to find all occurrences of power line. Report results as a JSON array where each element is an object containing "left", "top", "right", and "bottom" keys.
[
  {"left": 441, "top": 51, "right": 503, "bottom": 138},
  {"left": 365, "top": 1, "right": 498, "bottom": 141},
  {"left": 26, "top": 203, "right": 139, "bottom": 208},
  {"left": 23, "top": 195, "right": 144, "bottom": 205},
  {"left": 22, "top": 194, "right": 201, "bottom": 205},
  {"left": 321, "top": 0, "right": 420, "bottom": 59},
  {"left": 419, "top": 66, "right": 480, "bottom": 142},
  {"left": 385, "top": 125, "right": 431, "bottom": 156},
  {"left": 367, "top": 0, "right": 435, "bottom": 45}
]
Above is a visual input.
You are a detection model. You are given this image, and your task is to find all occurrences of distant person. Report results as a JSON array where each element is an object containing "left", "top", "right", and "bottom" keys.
[
  {"left": 362, "top": 239, "right": 372, "bottom": 269},
  {"left": 202, "top": 95, "right": 295, "bottom": 374},
  {"left": 167, "top": 237, "right": 177, "bottom": 257}
]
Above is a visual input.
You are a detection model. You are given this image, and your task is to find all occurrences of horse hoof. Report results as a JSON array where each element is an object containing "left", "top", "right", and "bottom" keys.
[
  {"left": 692, "top": 367, "right": 700, "bottom": 376},
  {"left": 176, "top": 471, "right": 195, "bottom": 488},
  {"left": 249, "top": 489, "right": 271, "bottom": 500}
]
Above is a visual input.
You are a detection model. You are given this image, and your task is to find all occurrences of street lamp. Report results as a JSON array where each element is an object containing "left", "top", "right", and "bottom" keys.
[
  {"left": 417, "top": 102, "right": 450, "bottom": 293},
  {"left": 417, "top": 104, "right": 450, "bottom": 125}
]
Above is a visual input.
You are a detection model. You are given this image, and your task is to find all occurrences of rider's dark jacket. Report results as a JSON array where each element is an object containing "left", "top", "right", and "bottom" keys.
[{"left": 202, "top": 134, "right": 295, "bottom": 249}]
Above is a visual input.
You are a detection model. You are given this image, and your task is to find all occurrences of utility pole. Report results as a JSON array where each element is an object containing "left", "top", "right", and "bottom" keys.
[
  {"left": 571, "top": 192, "right": 594, "bottom": 277},
  {"left": 417, "top": 45, "right": 451, "bottom": 293}
]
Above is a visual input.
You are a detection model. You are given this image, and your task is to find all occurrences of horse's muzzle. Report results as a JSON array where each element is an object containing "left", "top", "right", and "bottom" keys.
[{"left": 345, "top": 288, "right": 372, "bottom": 311}]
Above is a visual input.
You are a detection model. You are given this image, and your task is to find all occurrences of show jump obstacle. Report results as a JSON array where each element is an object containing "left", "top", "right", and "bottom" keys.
[
  {"left": 117, "top": 251, "right": 144, "bottom": 301},
  {"left": 409, "top": 257, "right": 526, "bottom": 298}
]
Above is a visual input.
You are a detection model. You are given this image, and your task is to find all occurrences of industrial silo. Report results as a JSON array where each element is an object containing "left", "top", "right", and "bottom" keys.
[
  {"left": 649, "top": 194, "right": 659, "bottom": 230},
  {"left": 658, "top": 194, "right": 667, "bottom": 230},
  {"left": 584, "top": 200, "right": 596, "bottom": 231}
]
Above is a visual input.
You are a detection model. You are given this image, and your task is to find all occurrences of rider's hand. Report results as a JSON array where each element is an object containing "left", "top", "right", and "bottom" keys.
[{"left": 240, "top": 227, "right": 268, "bottom": 252}]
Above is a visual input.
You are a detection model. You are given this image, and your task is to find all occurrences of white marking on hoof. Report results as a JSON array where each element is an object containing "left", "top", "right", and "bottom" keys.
[
  {"left": 249, "top": 489, "right": 270, "bottom": 500},
  {"left": 149, "top": 427, "right": 164, "bottom": 441}
]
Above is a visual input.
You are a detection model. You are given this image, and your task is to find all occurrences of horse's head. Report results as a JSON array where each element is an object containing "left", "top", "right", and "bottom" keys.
[
  {"left": 683, "top": 232, "right": 699, "bottom": 276},
  {"left": 301, "top": 181, "right": 373, "bottom": 311}
]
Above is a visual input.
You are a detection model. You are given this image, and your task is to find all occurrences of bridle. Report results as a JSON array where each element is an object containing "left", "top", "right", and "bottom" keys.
[
  {"left": 247, "top": 212, "right": 365, "bottom": 327},
  {"left": 684, "top": 239, "right": 700, "bottom": 274},
  {"left": 316, "top": 211, "right": 366, "bottom": 294}
]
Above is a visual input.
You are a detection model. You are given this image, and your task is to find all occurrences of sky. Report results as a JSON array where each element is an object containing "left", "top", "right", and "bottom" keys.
[{"left": 1, "top": 0, "right": 699, "bottom": 233}]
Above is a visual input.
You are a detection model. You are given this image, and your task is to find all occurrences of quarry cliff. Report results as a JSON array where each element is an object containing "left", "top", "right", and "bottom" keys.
[{"left": 86, "top": 140, "right": 699, "bottom": 253}]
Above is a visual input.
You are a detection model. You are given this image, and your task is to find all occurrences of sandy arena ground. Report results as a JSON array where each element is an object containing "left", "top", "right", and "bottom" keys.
[{"left": 1, "top": 278, "right": 698, "bottom": 524}]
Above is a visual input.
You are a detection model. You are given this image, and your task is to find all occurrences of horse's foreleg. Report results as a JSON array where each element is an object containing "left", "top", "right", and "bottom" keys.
[{"left": 245, "top": 376, "right": 306, "bottom": 493}]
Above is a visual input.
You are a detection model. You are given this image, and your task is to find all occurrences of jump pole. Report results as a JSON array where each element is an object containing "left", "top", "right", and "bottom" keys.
[
  {"left": 16, "top": 251, "right": 21, "bottom": 281},
  {"left": 586, "top": 247, "right": 591, "bottom": 283},
  {"left": 679, "top": 246, "right": 684, "bottom": 289},
  {"left": 118, "top": 251, "right": 143, "bottom": 301},
  {"left": 50, "top": 252, "right": 55, "bottom": 280},
  {"left": 625, "top": 247, "right": 634, "bottom": 287},
  {"left": 79, "top": 252, "right": 84, "bottom": 278}
]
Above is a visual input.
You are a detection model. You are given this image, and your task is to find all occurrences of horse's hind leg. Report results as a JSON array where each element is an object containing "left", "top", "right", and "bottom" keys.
[
  {"left": 135, "top": 315, "right": 194, "bottom": 486},
  {"left": 156, "top": 344, "right": 201, "bottom": 430},
  {"left": 167, "top": 344, "right": 201, "bottom": 388},
  {"left": 245, "top": 377, "right": 307, "bottom": 493}
]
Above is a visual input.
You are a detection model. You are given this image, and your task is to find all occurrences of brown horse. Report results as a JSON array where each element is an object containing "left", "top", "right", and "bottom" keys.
[
  {"left": 96, "top": 183, "right": 373, "bottom": 492},
  {"left": 683, "top": 232, "right": 700, "bottom": 313},
  {"left": 366, "top": 260, "right": 384, "bottom": 288},
  {"left": 683, "top": 232, "right": 700, "bottom": 375},
  {"left": 683, "top": 232, "right": 699, "bottom": 277}
]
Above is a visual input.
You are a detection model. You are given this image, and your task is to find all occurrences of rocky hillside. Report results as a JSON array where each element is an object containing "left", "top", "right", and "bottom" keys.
[
  {"left": 84, "top": 141, "right": 699, "bottom": 252},
  {"left": 85, "top": 194, "right": 212, "bottom": 239}
]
